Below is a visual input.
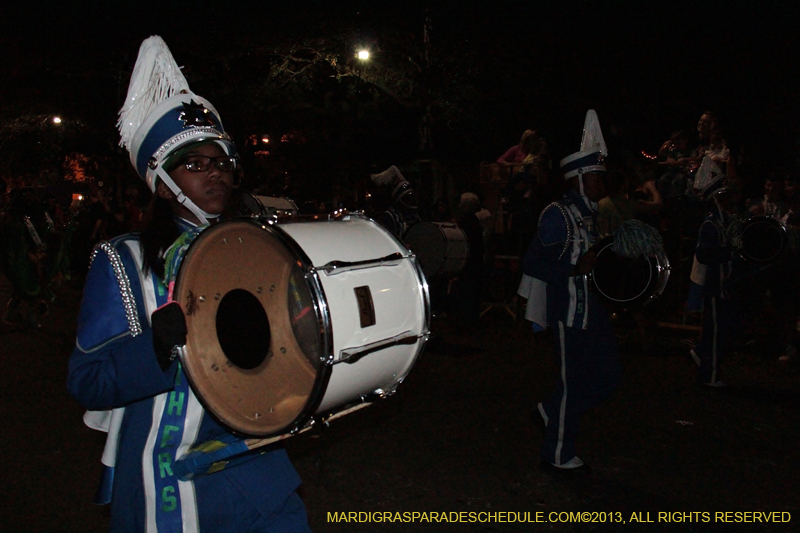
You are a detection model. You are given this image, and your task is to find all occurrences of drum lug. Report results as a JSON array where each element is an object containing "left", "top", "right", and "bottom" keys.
[
  {"left": 316, "top": 252, "right": 406, "bottom": 276},
  {"left": 290, "top": 419, "right": 315, "bottom": 434},
  {"left": 367, "top": 386, "right": 398, "bottom": 400},
  {"left": 339, "top": 332, "right": 421, "bottom": 364}
]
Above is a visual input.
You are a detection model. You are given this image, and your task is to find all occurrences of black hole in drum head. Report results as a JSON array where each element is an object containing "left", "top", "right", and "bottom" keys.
[
  {"left": 743, "top": 223, "right": 782, "bottom": 261},
  {"left": 593, "top": 249, "right": 652, "bottom": 302},
  {"left": 216, "top": 289, "right": 271, "bottom": 370}
]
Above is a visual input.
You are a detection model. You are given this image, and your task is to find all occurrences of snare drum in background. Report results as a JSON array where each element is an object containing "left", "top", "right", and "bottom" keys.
[
  {"left": 256, "top": 195, "right": 299, "bottom": 219},
  {"left": 728, "top": 215, "right": 789, "bottom": 263},
  {"left": 172, "top": 215, "right": 430, "bottom": 437},
  {"left": 589, "top": 236, "right": 670, "bottom": 307},
  {"left": 402, "top": 221, "right": 470, "bottom": 279},
  {"left": 235, "top": 193, "right": 300, "bottom": 220},
  {"left": 235, "top": 192, "right": 266, "bottom": 218}
]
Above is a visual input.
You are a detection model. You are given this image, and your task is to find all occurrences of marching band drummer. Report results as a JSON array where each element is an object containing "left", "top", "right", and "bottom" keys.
[
  {"left": 67, "top": 37, "right": 311, "bottom": 532},
  {"left": 520, "top": 110, "right": 621, "bottom": 475},
  {"left": 688, "top": 157, "right": 739, "bottom": 387}
]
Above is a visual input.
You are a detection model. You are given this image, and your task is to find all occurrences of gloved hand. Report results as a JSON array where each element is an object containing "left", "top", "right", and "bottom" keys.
[{"left": 151, "top": 301, "right": 187, "bottom": 371}]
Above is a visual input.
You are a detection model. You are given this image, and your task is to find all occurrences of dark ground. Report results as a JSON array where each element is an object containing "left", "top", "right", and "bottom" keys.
[{"left": 1, "top": 271, "right": 799, "bottom": 533}]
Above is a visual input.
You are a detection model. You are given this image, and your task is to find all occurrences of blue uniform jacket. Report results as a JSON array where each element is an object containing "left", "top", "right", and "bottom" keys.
[
  {"left": 694, "top": 210, "right": 733, "bottom": 298},
  {"left": 523, "top": 190, "right": 610, "bottom": 330},
  {"left": 68, "top": 233, "right": 301, "bottom": 532}
]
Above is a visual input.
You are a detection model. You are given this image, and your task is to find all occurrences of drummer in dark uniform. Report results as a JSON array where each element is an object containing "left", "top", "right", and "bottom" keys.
[
  {"left": 688, "top": 156, "right": 739, "bottom": 386},
  {"left": 520, "top": 110, "right": 621, "bottom": 474}
]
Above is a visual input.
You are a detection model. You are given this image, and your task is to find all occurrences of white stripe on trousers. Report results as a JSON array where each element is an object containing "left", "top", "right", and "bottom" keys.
[
  {"left": 711, "top": 297, "right": 718, "bottom": 384},
  {"left": 555, "top": 321, "right": 568, "bottom": 465}
]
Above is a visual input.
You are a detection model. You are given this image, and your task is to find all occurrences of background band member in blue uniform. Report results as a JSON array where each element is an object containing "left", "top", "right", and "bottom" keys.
[
  {"left": 521, "top": 110, "right": 621, "bottom": 474},
  {"left": 67, "top": 37, "right": 311, "bottom": 532},
  {"left": 688, "top": 156, "right": 738, "bottom": 387}
]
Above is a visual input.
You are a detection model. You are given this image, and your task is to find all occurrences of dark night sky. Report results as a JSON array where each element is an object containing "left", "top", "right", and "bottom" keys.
[{"left": 2, "top": 0, "right": 799, "bottom": 171}]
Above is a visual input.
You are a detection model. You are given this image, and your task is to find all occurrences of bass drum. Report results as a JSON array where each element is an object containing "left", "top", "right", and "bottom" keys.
[
  {"left": 172, "top": 215, "right": 430, "bottom": 436},
  {"left": 589, "top": 236, "right": 670, "bottom": 307},
  {"left": 402, "top": 221, "right": 469, "bottom": 279}
]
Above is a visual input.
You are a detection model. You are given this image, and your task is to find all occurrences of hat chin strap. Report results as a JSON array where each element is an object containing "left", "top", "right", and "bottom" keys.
[
  {"left": 577, "top": 175, "right": 598, "bottom": 211},
  {"left": 711, "top": 194, "right": 728, "bottom": 223},
  {"left": 155, "top": 166, "right": 218, "bottom": 226}
]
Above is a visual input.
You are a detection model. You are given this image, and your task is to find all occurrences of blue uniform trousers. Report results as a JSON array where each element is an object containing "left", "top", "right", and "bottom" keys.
[
  {"left": 694, "top": 295, "right": 739, "bottom": 385},
  {"left": 540, "top": 320, "right": 621, "bottom": 466}
]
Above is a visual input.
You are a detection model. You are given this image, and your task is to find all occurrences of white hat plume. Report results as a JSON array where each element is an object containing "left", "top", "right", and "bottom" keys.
[
  {"left": 693, "top": 156, "right": 724, "bottom": 193},
  {"left": 370, "top": 165, "right": 406, "bottom": 186},
  {"left": 580, "top": 109, "right": 607, "bottom": 157},
  {"left": 117, "top": 36, "right": 191, "bottom": 151}
]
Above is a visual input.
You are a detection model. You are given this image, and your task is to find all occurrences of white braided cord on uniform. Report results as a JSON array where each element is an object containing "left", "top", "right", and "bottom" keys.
[{"left": 89, "top": 242, "right": 143, "bottom": 337}]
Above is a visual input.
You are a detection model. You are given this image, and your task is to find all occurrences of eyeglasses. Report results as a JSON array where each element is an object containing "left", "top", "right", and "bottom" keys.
[{"left": 177, "top": 155, "right": 238, "bottom": 173}]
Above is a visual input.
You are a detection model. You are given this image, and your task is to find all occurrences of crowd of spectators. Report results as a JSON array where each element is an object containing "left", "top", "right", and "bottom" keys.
[
  {"left": 0, "top": 182, "right": 147, "bottom": 329},
  {"left": 3, "top": 109, "right": 799, "bottom": 364}
]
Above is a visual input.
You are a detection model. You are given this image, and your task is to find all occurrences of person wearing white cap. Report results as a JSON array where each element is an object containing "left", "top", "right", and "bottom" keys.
[
  {"left": 67, "top": 37, "right": 310, "bottom": 532},
  {"left": 520, "top": 110, "right": 621, "bottom": 474}
]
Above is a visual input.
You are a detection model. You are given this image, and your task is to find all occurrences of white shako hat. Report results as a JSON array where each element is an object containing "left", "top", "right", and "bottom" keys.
[
  {"left": 370, "top": 165, "right": 417, "bottom": 209},
  {"left": 693, "top": 156, "right": 728, "bottom": 201},
  {"left": 559, "top": 109, "right": 608, "bottom": 180},
  {"left": 117, "top": 36, "right": 235, "bottom": 223}
]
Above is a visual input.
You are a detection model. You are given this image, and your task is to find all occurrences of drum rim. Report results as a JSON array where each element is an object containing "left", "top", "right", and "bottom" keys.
[
  {"left": 267, "top": 222, "right": 336, "bottom": 421},
  {"left": 739, "top": 215, "right": 787, "bottom": 263},
  {"left": 173, "top": 218, "right": 334, "bottom": 437},
  {"left": 590, "top": 237, "right": 669, "bottom": 307}
]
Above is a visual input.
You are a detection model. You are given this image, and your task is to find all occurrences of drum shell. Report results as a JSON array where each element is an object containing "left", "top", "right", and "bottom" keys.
[
  {"left": 173, "top": 215, "right": 429, "bottom": 436},
  {"left": 403, "top": 221, "right": 469, "bottom": 278},
  {"left": 278, "top": 216, "right": 429, "bottom": 412}
]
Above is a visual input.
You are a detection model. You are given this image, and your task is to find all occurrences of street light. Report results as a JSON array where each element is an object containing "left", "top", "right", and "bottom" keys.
[
  {"left": 356, "top": 49, "right": 370, "bottom": 61},
  {"left": 52, "top": 116, "right": 62, "bottom": 124}
]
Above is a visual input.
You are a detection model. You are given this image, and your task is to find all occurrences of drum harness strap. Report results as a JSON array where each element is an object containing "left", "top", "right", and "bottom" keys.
[
  {"left": 23, "top": 216, "right": 46, "bottom": 253},
  {"left": 707, "top": 216, "right": 733, "bottom": 300},
  {"left": 563, "top": 200, "right": 595, "bottom": 330},
  {"left": 44, "top": 212, "right": 56, "bottom": 233}
]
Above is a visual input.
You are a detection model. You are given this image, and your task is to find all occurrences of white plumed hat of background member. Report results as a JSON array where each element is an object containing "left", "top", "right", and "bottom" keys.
[
  {"left": 117, "top": 36, "right": 235, "bottom": 194},
  {"left": 692, "top": 156, "right": 728, "bottom": 201},
  {"left": 370, "top": 165, "right": 416, "bottom": 209},
  {"left": 559, "top": 109, "right": 608, "bottom": 180}
]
